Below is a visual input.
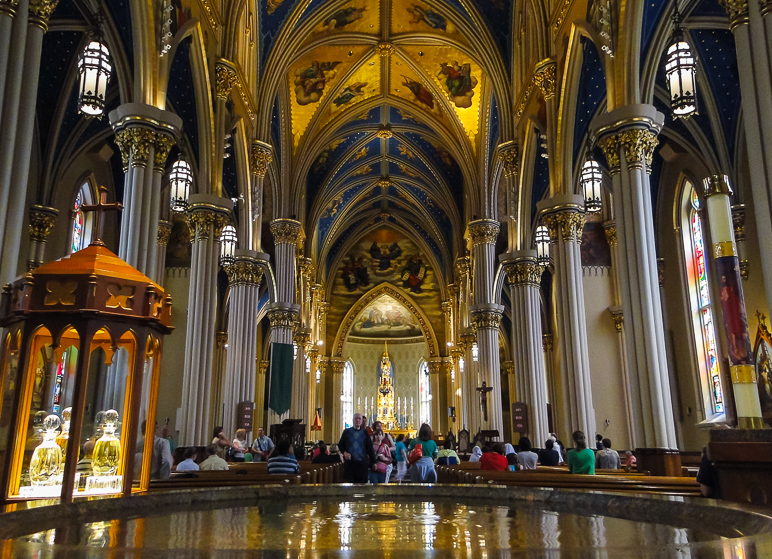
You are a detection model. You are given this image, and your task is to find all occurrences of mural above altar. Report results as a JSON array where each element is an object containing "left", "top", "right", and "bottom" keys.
[{"left": 349, "top": 294, "right": 423, "bottom": 341}]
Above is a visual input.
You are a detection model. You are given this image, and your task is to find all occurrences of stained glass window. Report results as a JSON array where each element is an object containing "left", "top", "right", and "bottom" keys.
[
  {"left": 71, "top": 191, "right": 84, "bottom": 254},
  {"left": 419, "top": 361, "right": 431, "bottom": 426},
  {"left": 687, "top": 184, "right": 724, "bottom": 414},
  {"left": 341, "top": 361, "right": 354, "bottom": 430}
]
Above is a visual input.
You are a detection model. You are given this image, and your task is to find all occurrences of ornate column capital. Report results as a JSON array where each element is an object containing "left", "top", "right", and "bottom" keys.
[
  {"left": 502, "top": 361, "right": 514, "bottom": 375},
  {"left": 455, "top": 257, "right": 471, "bottom": 276},
  {"left": 467, "top": 219, "right": 500, "bottom": 246},
  {"left": 608, "top": 306, "right": 624, "bottom": 332},
  {"left": 534, "top": 59, "right": 557, "bottom": 99},
  {"left": 542, "top": 209, "right": 585, "bottom": 243},
  {"left": 329, "top": 358, "right": 346, "bottom": 375},
  {"left": 28, "top": 0, "right": 59, "bottom": 31},
  {"left": 28, "top": 205, "right": 59, "bottom": 243},
  {"left": 185, "top": 194, "right": 234, "bottom": 242},
  {"left": 270, "top": 218, "right": 302, "bottom": 245},
  {"left": 427, "top": 359, "right": 443, "bottom": 374},
  {"left": 603, "top": 222, "right": 617, "bottom": 247},
  {"left": 618, "top": 128, "right": 659, "bottom": 170},
  {"left": 114, "top": 126, "right": 156, "bottom": 170},
  {"left": 267, "top": 305, "right": 299, "bottom": 329},
  {"left": 597, "top": 134, "right": 621, "bottom": 174},
  {"left": 450, "top": 347, "right": 464, "bottom": 362},
  {"left": 0, "top": 0, "right": 20, "bottom": 18},
  {"left": 459, "top": 332, "right": 476, "bottom": 350},
  {"left": 497, "top": 141, "right": 520, "bottom": 176},
  {"left": 719, "top": 0, "right": 749, "bottom": 29},
  {"left": 592, "top": 105, "right": 663, "bottom": 173},
  {"left": 259, "top": 360, "right": 270, "bottom": 375},
  {"left": 441, "top": 301, "right": 452, "bottom": 316},
  {"left": 503, "top": 258, "right": 543, "bottom": 287},
  {"left": 470, "top": 304, "right": 504, "bottom": 330},
  {"left": 542, "top": 333, "right": 553, "bottom": 352},
  {"left": 760, "top": 0, "right": 772, "bottom": 17},
  {"left": 293, "top": 330, "right": 311, "bottom": 349},
  {"left": 216, "top": 331, "right": 228, "bottom": 348},
  {"left": 154, "top": 132, "right": 176, "bottom": 173},
  {"left": 250, "top": 141, "right": 272, "bottom": 178},
  {"left": 215, "top": 60, "right": 238, "bottom": 101},
  {"left": 225, "top": 259, "right": 264, "bottom": 287},
  {"left": 157, "top": 220, "right": 173, "bottom": 246}
]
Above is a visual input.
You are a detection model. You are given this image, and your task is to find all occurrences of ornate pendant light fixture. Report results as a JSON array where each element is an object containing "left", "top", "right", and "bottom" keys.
[
  {"left": 535, "top": 225, "right": 551, "bottom": 266},
  {"left": 77, "top": 10, "right": 112, "bottom": 118},
  {"left": 665, "top": 3, "right": 698, "bottom": 119},
  {"left": 169, "top": 156, "right": 192, "bottom": 212},
  {"left": 581, "top": 156, "right": 603, "bottom": 213},
  {"left": 220, "top": 225, "right": 237, "bottom": 266}
]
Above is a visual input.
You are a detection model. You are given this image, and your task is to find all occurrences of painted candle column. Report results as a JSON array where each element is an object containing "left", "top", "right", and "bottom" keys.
[
  {"left": 502, "top": 251, "right": 550, "bottom": 445},
  {"left": 179, "top": 194, "right": 233, "bottom": 445},
  {"left": 0, "top": 0, "right": 57, "bottom": 284},
  {"left": 731, "top": 205, "right": 749, "bottom": 281},
  {"left": 604, "top": 222, "right": 637, "bottom": 448},
  {"left": 223, "top": 251, "right": 264, "bottom": 436},
  {"left": 155, "top": 220, "right": 173, "bottom": 285},
  {"left": 26, "top": 205, "right": 58, "bottom": 270},
  {"left": 250, "top": 142, "right": 272, "bottom": 251},
  {"left": 719, "top": 0, "right": 772, "bottom": 318},
  {"left": 469, "top": 218, "right": 504, "bottom": 436},
  {"left": 704, "top": 174, "right": 764, "bottom": 428},
  {"left": 594, "top": 106, "right": 677, "bottom": 449},
  {"left": 537, "top": 196, "right": 596, "bottom": 440}
]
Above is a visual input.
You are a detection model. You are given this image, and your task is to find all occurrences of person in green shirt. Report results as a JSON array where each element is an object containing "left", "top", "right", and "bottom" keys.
[
  {"left": 567, "top": 430, "right": 595, "bottom": 475},
  {"left": 409, "top": 423, "right": 438, "bottom": 459}
]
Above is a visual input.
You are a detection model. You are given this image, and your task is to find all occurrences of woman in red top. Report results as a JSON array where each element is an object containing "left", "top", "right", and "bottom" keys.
[{"left": 479, "top": 442, "right": 509, "bottom": 471}]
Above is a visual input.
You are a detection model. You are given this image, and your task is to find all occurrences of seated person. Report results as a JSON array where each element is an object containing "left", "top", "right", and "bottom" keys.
[
  {"left": 515, "top": 437, "right": 539, "bottom": 470},
  {"left": 539, "top": 439, "right": 561, "bottom": 467},
  {"left": 312, "top": 441, "right": 343, "bottom": 464},
  {"left": 507, "top": 452, "right": 518, "bottom": 472},
  {"left": 267, "top": 439, "right": 301, "bottom": 474},
  {"left": 595, "top": 438, "right": 621, "bottom": 470},
  {"left": 409, "top": 448, "right": 437, "bottom": 483},
  {"left": 199, "top": 444, "right": 229, "bottom": 471},
  {"left": 567, "top": 431, "right": 595, "bottom": 475},
  {"left": 469, "top": 445, "right": 483, "bottom": 462},
  {"left": 435, "top": 439, "right": 460, "bottom": 465},
  {"left": 176, "top": 447, "right": 199, "bottom": 471},
  {"left": 77, "top": 440, "right": 95, "bottom": 475},
  {"left": 480, "top": 443, "right": 508, "bottom": 471},
  {"left": 624, "top": 450, "right": 637, "bottom": 470},
  {"left": 696, "top": 446, "right": 721, "bottom": 499}
]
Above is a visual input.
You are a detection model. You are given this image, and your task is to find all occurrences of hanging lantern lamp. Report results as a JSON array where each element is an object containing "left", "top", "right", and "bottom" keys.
[
  {"left": 220, "top": 225, "right": 237, "bottom": 266},
  {"left": 581, "top": 156, "right": 603, "bottom": 213},
  {"left": 169, "top": 156, "right": 192, "bottom": 212},
  {"left": 77, "top": 13, "right": 112, "bottom": 118},
  {"left": 665, "top": 3, "right": 698, "bottom": 119},
  {"left": 535, "top": 225, "right": 551, "bottom": 267}
]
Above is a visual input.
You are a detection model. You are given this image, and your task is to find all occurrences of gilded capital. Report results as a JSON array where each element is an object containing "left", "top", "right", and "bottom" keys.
[
  {"left": 226, "top": 260, "right": 264, "bottom": 286},
  {"left": 186, "top": 209, "right": 231, "bottom": 242},
  {"left": 597, "top": 134, "right": 620, "bottom": 173},
  {"left": 329, "top": 360, "right": 346, "bottom": 375},
  {"left": 154, "top": 132, "right": 176, "bottom": 173},
  {"left": 459, "top": 332, "right": 476, "bottom": 350},
  {"left": 609, "top": 311, "right": 624, "bottom": 332},
  {"left": 216, "top": 331, "right": 228, "bottom": 347},
  {"left": 542, "top": 334, "right": 553, "bottom": 352},
  {"left": 467, "top": 219, "right": 500, "bottom": 246},
  {"left": 28, "top": 0, "right": 59, "bottom": 31},
  {"left": 114, "top": 126, "right": 155, "bottom": 169},
  {"left": 267, "top": 308, "right": 298, "bottom": 329},
  {"left": 157, "top": 220, "right": 173, "bottom": 246},
  {"left": 215, "top": 62, "right": 238, "bottom": 101},
  {"left": 718, "top": 0, "right": 749, "bottom": 29},
  {"left": 471, "top": 309, "right": 503, "bottom": 330},
  {"left": 497, "top": 142, "right": 519, "bottom": 176},
  {"left": 0, "top": 0, "right": 19, "bottom": 18},
  {"left": 603, "top": 223, "right": 617, "bottom": 247},
  {"left": 455, "top": 256, "right": 470, "bottom": 276},
  {"left": 503, "top": 361, "right": 514, "bottom": 375},
  {"left": 618, "top": 129, "right": 659, "bottom": 170},
  {"left": 28, "top": 205, "right": 59, "bottom": 243},
  {"left": 761, "top": 0, "right": 772, "bottom": 17},
  {"left": 250, "top": 142, "right": 272, "bottom": 178},
  {"left": 427, "top": 360, "right": 443, "bottom": 374},
  {"left": 270, "top": 219, "right": 302, "bottom": 245},
  {"left": 542, "top": 210, "right": 585, "bottom": 243},
  {"left": 505, "top": 261, "right": 543, "bottom": 286},
  {"left": 534, "top": 61, "right": 557, "bottom": 99}
]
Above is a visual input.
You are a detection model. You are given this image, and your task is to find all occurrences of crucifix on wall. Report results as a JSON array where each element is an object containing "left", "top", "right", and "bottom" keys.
[{"left": 476, "top": 381, "right": 493, "bottom": 422}]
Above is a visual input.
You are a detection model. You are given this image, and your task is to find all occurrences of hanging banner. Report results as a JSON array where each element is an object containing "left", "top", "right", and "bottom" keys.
[{"left": 268, "top": 342, "right": 293, "bottom": 415}]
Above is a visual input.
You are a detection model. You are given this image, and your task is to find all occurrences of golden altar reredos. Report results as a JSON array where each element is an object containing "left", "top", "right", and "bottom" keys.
[{"left": 0, "top": 243, "right": 172, "bottom": 504}]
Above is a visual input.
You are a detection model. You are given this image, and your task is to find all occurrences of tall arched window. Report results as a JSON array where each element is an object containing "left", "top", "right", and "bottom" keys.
[
  {"left": 342, "top": 361, "right": 354, "bottom": 430},
  {"left": 682, "top": 181, "right": 724, "bottom": 416},
  {"left": 419, "top": 360, "right": 431, "bottom": 426},
  {"left": 70, "top": 181, "right": 94, "bottom": 253}
]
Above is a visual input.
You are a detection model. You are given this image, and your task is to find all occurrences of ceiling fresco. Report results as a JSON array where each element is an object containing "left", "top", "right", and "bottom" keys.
[{"left": 349, "top": 294, "right": 423, "bottom": 340}]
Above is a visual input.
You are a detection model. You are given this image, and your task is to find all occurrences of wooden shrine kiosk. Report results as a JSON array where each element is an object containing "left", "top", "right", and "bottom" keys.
[{"left": 0, "top": 242, "right": 172, "bottom": 504}]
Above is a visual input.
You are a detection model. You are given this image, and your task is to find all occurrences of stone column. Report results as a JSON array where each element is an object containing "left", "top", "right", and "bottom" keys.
[
  {"left": 266, "top": 304, "right": 298, "bottom": 426},
  {"left": 604, "top": 222, "right": 637, "bottom": 448},
  {"left": 249, "top": 142, "right": 272, "bottom": 251},
  {"left": 428, "top": 358, "right": 443, "bottom": 431},
  {"left": 542, "top": 334, "right": 557, "bottom": 434},
  {"left": 270, "top": 219, "right": 302, "bottom": 306},
  {"left": 468, "top": 219, "right": 504, "bottom": 437},
  {"left": 222, "top": 250, "right": 264, "bottom": 436},
  {"left": 0, "top": 0, "right": 57, "bottom": 284},
  {"left": 307, "top": 347, "right": 320, "bottom": 437},
  {"left": 503, "top": 360, "right": 516, "bottom": 440},
  {"left": 329, "top": 359, "right": 346, "bottom": 443},
  {"left": 497, "top": 141, "right": 520, "bottom": 251},
  {"left": 459, "top": 331, "right": 479, "bottom": 432},
  {"left": 211, "top": 331, "right": 228, "bottom": 430},
  {"left": 720, "top": 0, "right": 772, "bottom": 312},
  {"left": 0, "top": 0, "right": 21, "bottom": 124},
  {"left": 501, "top": 251, "right": 550, "bottom": 445},
  {"left": 291, "top": 329, "right": 310, "bottom": 423},
  {"left": 594, "top": 105, "right": 677, "bottom": 449},
  {"left": 256, "top": 360, "right": 269, "bottom": 431},
  {"left": 537, "top": 195, "right": 596, "bottom": 440},
  {"left": 731, "top": 205, "right": 749, "bottom": 281},
  {"left": 26, "top": 205, "right": 58, "bottom": 270},
  {"left": 179, "top": 194, "right": 233, "bottom": 445},
  {"left": 704, "top": 174, "right": 763, "bottom": 428},
  {"left": 155, "top": 220, "right": 172, "bottom": 285},
  {"left": 449, "top": 347, "right": 463, "bottom": 433},
  {"left": 110, "top": 104, "right": 181, "bottom": 276}
]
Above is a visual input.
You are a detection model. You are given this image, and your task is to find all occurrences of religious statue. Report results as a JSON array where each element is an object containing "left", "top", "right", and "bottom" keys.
[{"left": 476, "top": 381, "right": 493, "bottom": 422}]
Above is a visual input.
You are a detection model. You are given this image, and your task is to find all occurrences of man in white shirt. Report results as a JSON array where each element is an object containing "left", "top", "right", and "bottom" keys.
[
  {"left": 251, "top": 427, "right": 275, "bottom": 462},
  {"left": 176, "top": 447, "right": 199, "bottom": 471},
  {"left": 135, "top": 420, "right": 173, "bottom": 479},
  {"left": 199, "top": 445, "right": 229, "bottom": 471}
]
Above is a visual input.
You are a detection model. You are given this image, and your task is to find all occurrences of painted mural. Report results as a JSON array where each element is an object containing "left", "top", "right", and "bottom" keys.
[
  {"left": 350, "top": 295, "right": 422, "bottom": 339},
  {"left": 326, "top": 228, "right": 445, "bottom": 348}
]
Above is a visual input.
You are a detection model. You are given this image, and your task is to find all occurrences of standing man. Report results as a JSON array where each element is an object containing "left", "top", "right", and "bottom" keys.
[
  {"left": 251, "top": 427, "right": 275, "bottom": 462},
  {"left": 338, "top": 413, "right": 376, "bottom": 483}
]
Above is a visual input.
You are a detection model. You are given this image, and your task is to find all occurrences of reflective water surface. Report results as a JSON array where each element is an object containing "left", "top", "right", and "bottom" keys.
[{"left": 4, "top": 498, "right": 772, "bottom": 557}]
